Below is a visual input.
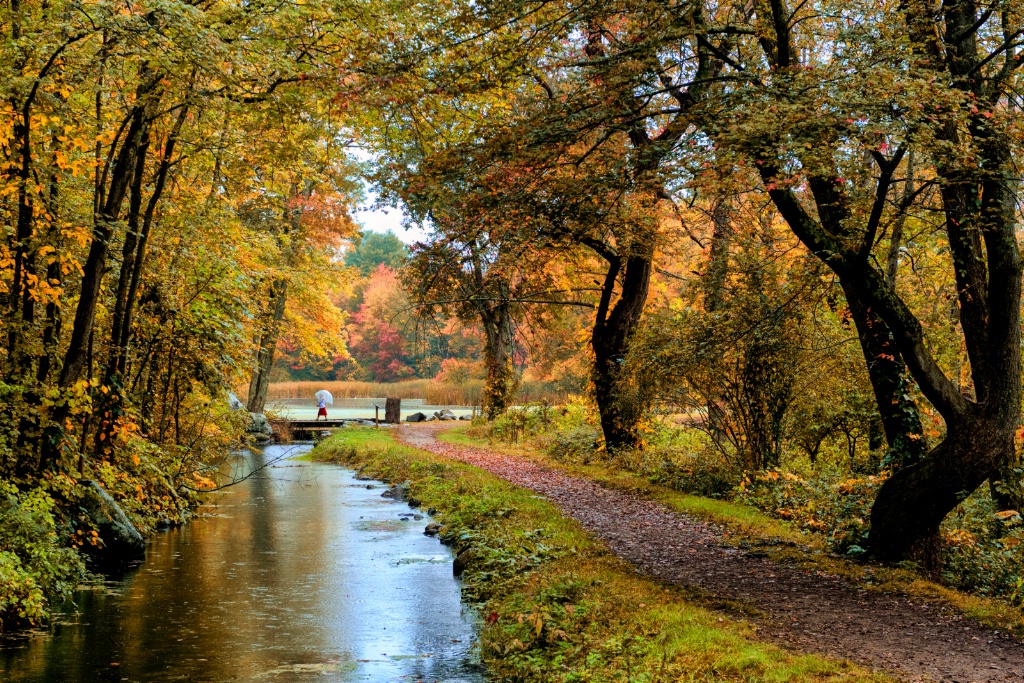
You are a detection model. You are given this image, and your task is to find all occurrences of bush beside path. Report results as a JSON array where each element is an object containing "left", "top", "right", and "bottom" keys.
[{"left": 397, "top": 423, "right": 1024, "bottom": 683}]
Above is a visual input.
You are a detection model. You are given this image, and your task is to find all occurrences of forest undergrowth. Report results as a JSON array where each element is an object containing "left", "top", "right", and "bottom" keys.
[
  {"left": 0, "top": 406, "right": 249, "bottom": 631},
  {"left": 312, "top": 427, "right": 888, "bottom": 683},
  {"left": 476, "top": 402, "right": 1024, "bottom": 628}
]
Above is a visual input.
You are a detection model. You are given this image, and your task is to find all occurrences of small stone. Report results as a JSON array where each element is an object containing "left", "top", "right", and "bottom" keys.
[
  {"left": 381, "top": 483, "right": 409, "bottom": 501},
  {"left": 453, "top": 548, "right": 475, "bottom": 576},
  {"left": 424, "top": 522, "right": 441, "bottom": 536}
]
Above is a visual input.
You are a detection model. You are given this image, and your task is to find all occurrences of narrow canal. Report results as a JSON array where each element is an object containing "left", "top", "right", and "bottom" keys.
[{"left": 0, "top": 445, "right": 484, "bottom": 683}]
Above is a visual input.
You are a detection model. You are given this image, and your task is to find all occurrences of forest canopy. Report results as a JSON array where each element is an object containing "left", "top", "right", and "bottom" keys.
[{"left": 1, "top": 0, "right": 1023, "bottom": 629}]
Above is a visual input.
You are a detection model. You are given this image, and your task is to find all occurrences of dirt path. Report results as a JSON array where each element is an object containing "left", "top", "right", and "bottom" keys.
[{"left": 398, "top": 423, "right": 1024, "bottom": 683}]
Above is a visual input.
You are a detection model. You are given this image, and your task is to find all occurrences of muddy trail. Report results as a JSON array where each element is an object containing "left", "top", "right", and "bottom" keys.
[{"left": 398, "top": 423, "right": 1024, "bottom": 683}]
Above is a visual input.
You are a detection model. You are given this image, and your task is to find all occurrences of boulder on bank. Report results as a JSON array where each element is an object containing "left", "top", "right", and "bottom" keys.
[
  {"left": 381, "top": 482, "right": 410, "bottom": 502},
  {"left": 78, "top": 480, "right": 145, "bottom": 562},
  {"left": 246, "top": 412, "right": 273, "bottom": 442},
  {"left": 406, "top": 412, "right": 427, "bottom": 423},
  {"left": 424, "top": 522, "right": 441, "bottom": 536},
  {"left": 435, "top": 409, "right": 457, "bottom": 421},
  {"left": 453, "top": 548, "right": 474, "bottom": 577},
  {"left": 458, "top": 414, "right": 471, "bottom": 421}
]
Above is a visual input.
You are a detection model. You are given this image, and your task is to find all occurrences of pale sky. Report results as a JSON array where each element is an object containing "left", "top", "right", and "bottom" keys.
[
  {"left": 353, "top": 196, "right": 429, "bottom": 245},
  {"left": 350, "top": 146, "right": 429, "bottom": 245}
]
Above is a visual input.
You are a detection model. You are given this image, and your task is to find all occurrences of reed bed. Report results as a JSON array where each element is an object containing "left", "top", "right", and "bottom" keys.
[{"left": 266, "top": 379, "right": 572, "bottom": 406}]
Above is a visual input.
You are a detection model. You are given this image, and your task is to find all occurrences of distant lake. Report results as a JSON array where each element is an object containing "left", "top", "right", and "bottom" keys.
[{"left": 267, "top": 398, "right": 475, "bottom": 422}]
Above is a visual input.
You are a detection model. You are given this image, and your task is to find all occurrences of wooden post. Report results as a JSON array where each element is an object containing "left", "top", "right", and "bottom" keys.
[
  {"left": 384, "top": 397, "right": 401, "bottom": 424},
  {"left": 375, "top": 405, "right": 379, "bottom": 427}
]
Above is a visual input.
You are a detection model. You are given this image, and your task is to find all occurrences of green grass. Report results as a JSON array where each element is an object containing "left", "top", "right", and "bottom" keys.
[
  {"left": 441, "top": 428, "right": 805, "bottom": 542},
  {"left": 312, "top": 427, "right": 890, "bottom": 682},
  {"left": 442, "top": 427, "right": 1024, "bottom": 637}
]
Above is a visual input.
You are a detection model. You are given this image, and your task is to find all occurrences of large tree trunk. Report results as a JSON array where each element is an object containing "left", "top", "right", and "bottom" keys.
[
  {"left": 479, "top": 299, "right": 517, "bottom": 419},
  {"left": 246, "top": 278, "right": 288, "bottom": 414},
  {"left": 702, "top": 200, "right": 732, "bottom": 442},
  {"left": 760, "top": 166, "right": 1020, "bottom": 566},
  {"left": 866, "top": 0, "right": 1024, "bottom": 539},
  {"left": 60, "top": 76, "right": 160, "bottom": 390},
  {"left": 108, "top": 105, "right": 185, "bottom": 379},
  {"left": 840, "top": 283, "right": 928, "bottom": 469},
  {"left": 592, "top": 252, "right": 652, "bottom": 452},
  {"left": 747, "top": 0, "right": 1022, "bottom": 556},
  {"left": 40, "top": 75, "right": 160, "bottom": 471},
  {"left": 93, "top": 133, "right": 150, "bottom": 459},
  {"left": 7, "top": 108, "right": 36, "bottom": 378},
  {"left": 870, "top": 413, "right": 1016, "bottom": 566},
  {"left": 95, "top": 106, "right": 186, "bottom": 454}
]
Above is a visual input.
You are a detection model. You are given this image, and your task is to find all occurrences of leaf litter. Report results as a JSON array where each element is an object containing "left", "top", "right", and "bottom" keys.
[{"left": 400, "top": 423, "right": 1024, "bottom": 683}]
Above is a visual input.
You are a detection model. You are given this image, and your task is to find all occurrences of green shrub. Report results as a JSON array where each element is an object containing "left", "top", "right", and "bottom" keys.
[
  {"left": 490, "top": 403, "right": 561, "bottom": 445},
  {"left": 544, "top": 424, "right": 604, "bottom": 464},
  {"left": 631, "top": 446, "right": 742, "bottom": 499},
  {"left": 939, "top": 490, "right": 1024, "bottom": 601},
  {"left": 0, "top": 482, "right": 88, "bottom": 629},
  {"left": 735, "top": 469, "right": 879, "bottom": 556}
]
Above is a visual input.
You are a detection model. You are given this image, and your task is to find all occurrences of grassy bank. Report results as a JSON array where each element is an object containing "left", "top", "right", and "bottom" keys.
[
  {"left": 442, "top": 428, "right": 1024, "bottom": 637},
  {"left": 312, "top": 427, "right": 888, "bottom": 682}
]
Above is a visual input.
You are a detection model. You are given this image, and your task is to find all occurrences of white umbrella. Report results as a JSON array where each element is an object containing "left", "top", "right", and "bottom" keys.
[{"left": 315, "top": 389, "right": 334, "bottom": 406}]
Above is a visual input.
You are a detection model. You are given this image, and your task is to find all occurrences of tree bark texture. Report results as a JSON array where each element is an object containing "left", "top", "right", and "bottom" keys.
[
  {"left": 702, "top": 200, "right": 732, "bottom": 444},
  {"left": 59, "top": 74, "right": 161, "bottom": 390},
  {"left": 479, "top": 299, "right": 517, "bottom": 419},
  {"left": 592, "top": 252, "right": 652, "bottom": 452},
  {"left": 840, "top": 283, "right": 929, "bottom": 470},
  {"left": 246, "top": 278, "right": 288, "bottom": 415}
]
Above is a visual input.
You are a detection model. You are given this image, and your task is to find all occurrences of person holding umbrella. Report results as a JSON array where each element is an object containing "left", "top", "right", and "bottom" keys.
[{"left": 315, "top": 389, "right": 333, "bottom": 421}]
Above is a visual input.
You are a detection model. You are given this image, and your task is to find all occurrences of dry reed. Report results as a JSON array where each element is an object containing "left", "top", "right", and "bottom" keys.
[{"left": 265, "top": 379, "right": 571, "bottom": 406}]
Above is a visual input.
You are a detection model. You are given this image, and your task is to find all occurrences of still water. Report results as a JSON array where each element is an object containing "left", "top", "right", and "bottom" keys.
[{"left": 0, "top": 445, "right": 484, "bottom": 683}]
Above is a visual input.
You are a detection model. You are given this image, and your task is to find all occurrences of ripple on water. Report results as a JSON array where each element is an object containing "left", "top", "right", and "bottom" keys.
[{"left": 0, "top": 444, "right": 484, "bottom": 683}]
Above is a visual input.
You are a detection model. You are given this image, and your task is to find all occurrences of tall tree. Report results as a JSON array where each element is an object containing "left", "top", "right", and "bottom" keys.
[
  {"left": 344, "top": 230, "right": 409, "bottom": 276},
  {"left": 351, "top": 0, "right": 1023, "bottom": 562}
]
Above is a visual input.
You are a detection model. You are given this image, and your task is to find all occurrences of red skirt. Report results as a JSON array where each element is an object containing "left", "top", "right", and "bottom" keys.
[{"left": 317, "top": 407, "right": 328, "bottom": 417}]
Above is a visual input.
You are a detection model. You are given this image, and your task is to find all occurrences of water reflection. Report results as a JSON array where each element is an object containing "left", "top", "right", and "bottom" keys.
[{"left": 0, "top": 445, "right": 483, "bottom": 682}]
